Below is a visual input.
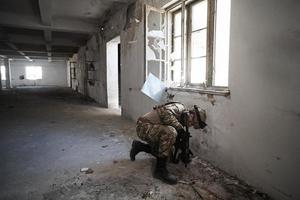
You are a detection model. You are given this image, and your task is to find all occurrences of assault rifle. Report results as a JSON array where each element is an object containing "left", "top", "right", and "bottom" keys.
[{"left": 172, "top": 111, "right": 193, "bottom": 167}]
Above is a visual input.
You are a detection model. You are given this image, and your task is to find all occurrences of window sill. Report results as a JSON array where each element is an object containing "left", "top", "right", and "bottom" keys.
[{"left": 167, "top": 86, "right": 230, "bottom": 96}]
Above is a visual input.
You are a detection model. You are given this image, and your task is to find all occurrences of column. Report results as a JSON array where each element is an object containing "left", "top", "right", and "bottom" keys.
[{"left": 4, "top": 58, "right": 11, "bottom": 89}]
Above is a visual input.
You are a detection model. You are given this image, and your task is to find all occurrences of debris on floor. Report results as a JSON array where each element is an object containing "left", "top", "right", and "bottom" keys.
[
  {"left": 0, "top": 88, "right": 273, "bottom": 200},
  {"left": 141, "top": 190, "right": 154, "bottom": 199},
  {"left": 44, "top": 157, "right": 272, "bottom": 200},
  {"left": 80, "top": 168, "right": 94, "bottom": 174}
]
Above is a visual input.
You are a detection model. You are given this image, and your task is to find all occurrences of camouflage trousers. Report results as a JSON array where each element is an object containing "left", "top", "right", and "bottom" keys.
[{"left": 136, "top": 119, "right": 177, "bottom": 158}]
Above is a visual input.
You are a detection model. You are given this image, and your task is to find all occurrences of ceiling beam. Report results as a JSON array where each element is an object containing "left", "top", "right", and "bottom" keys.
[
  {"left": 38, "top": 0, "right": 53, "bottom": 62},
  {"left": 10, "top": 56, "right": 68, "bottom": 62},
  {"left": 0, "top": 35, "right": 83, "bottom": 47},
  {"left": 0, "top": 12, "right": 98, "bottom": 34},
  {"left": 46, "top": 44, "right": 52, "bottom": 62},
  {"left": 5, "top": 42, "right": 32, "bottom": 61},
  {"left": 2, "top": 54, "right": 68, "bottom": 59},
  {"left": 0, "top": 49, "right": 75, "bottom": 55},
  {"left": 38, "top": 0, "right": 52, "bottom": 26},
  {"left": 44, "top": 30, "right": 52, "bottom": 42},
  {"left": 0, "top": 28, "right": 31, "bottom": 61}
]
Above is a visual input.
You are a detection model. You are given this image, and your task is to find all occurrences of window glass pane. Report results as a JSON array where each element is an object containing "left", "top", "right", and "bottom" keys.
[
  {"left": 161, "top": 40, "right": 166, "bottom": 60},
  {"left": 173, "top": 60, "right": 182, "bottom": 84},
  {"left": 174, "top": 12, "right": 182, "bottom": 37},
  {"left": 161, "top": 61, "right": 165, "bottom": 81},
  {"left": 172, "top": 37, "right": 182, "bottom": 60},
  {"left": 147, "top": 60, "right": 160, "bottom": 78},
  {"left": 214, "top": 0, "right": 231, "bottom": 87},
  {"left": 191, "top": 0, "right": 207, "bottom": 31},
  {"left": 1, "top": 66, "right": 6, "bottom": 81},
  {"left": 145, "top": 6, "right": 166, "bottom": 81},
  {"left": 191, "top": 57, "right": 206, "bottom": 84},
  {"left": 191, "top": 29, "right": 207, "bottom": 58},
  {"left": 26, "top": 66, "right": 42, "bottom": 80}
]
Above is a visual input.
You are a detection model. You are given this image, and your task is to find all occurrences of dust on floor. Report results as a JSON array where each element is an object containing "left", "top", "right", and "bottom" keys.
[
  {"left": 0, "top": 88, "right": 271, "bottom": 200},
  {"left": 43, "top": 155, "right": 271, "bottom": 200}
]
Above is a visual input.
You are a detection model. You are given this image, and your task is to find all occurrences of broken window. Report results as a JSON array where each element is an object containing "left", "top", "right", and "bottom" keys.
[
  {"left": 1, "top": 65, "right": 6, "bottom": 81},
  {"left": 25, "top": 66, "right": 42, "bottom": 80},
  {"left": 145, "top": 5, "right": 166, "bottom": 81},
  {"left": 166, "top": 0, "right": 231, "bottom": 90}
]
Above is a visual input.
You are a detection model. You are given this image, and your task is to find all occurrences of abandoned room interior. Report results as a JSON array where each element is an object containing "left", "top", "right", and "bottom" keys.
[{"left": 0, "top": 0, "right": 299, "bottom": 199}]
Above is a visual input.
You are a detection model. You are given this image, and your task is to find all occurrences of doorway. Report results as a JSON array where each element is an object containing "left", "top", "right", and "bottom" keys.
[{"left": 106, "top": 36, "right": 121, "bottom": 109}]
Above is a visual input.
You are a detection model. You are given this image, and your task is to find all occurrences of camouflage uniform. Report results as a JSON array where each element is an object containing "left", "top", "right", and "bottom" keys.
[{"left": 136, "top": 103, "right": 187, "bottom": 158}]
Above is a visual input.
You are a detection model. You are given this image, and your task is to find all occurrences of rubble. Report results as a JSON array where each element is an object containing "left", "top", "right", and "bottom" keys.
[
  {"left": 44, "top": 158, "right": 272, "bottom": 200},
  {"left": 80, "top": 168, "right": 94, "bottom": 174}
]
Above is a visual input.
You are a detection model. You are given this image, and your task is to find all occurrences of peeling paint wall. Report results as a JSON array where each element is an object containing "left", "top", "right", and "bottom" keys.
[
  {"left": 74, "top": 0, "right": 300, "bottom": 199},
  {"left": 71, "top": 5, "right": 128, "bottom": 107}
]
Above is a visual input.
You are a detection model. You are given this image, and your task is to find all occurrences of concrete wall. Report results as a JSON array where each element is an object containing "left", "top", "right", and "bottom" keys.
[
  {"left": 10, "top": 60, "right": 68, "bottom": 87},
  {"left": 224, "top": 1, "right": 300, "bottom": 199},
  {"left": 120, "top": 0, "right": 163, "bottom": 119},
  {"left": 74, "top": 0, "right": 300, "bottom": 199},
  {"left": 74, "top": 35, "right": 108, "bottom": 106},
  {"left": 71, "top": 4, "right": 127, "bottom": 107}
]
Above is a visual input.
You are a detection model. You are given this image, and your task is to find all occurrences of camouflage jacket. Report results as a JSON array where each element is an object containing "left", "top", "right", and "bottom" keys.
[{"left": 138, "top": 102, "right": 187, "bottom": 131}]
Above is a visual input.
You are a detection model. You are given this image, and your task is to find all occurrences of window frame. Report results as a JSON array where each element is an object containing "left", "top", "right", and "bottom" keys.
[
  {"left": 144, "top": 5, "right": 166, "bottom": 82},
  {"left": 170, "top": 8, "right": 182, "bottom": 83},
  {"left": 186, "top": 0, "right": 210, "bottom": 86},
  {"left": 166, "top": 0, "right": 230, "bottom": 95}
]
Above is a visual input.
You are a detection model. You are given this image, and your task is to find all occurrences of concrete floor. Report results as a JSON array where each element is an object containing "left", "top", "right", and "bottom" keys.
[{"left": 0, "top": 87, "right": 271, "bottom": 200}]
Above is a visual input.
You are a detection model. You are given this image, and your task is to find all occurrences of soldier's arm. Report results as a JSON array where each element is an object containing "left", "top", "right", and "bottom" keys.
[{"left": 160, "top": 110, "right": 184, "bottom": 131}]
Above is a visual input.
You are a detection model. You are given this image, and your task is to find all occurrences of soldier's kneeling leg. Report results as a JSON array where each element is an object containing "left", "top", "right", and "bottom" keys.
[
  {"left": 157, "top": 126, "right": 177, "bottom": 158},
  {"left": 154, "top": 156, "right": 177, "bottom": 185},
  {"left": 153, "top": 126, "right": 177, "bottom": 184},
  {"left": 130, "top": 140, "right": 151, "bottom": 161}
]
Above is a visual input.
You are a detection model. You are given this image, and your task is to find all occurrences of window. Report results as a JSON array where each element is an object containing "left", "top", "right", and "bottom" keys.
[
  {"left": 25, "top": 66, "right": 42, "bottom": 80},
  {"left": 1, "top": 66, "right": 6, "bottom": 81},
  {"left": 145, "top": 5, "right": 166, "bottom": 81},
  {"left": 167, "top": 0, "right": 231, "bottom": 91}
]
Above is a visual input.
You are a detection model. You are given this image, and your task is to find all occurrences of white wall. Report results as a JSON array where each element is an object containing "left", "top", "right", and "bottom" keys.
[
  {"left": 10, "top": 60, "right": 68, "bottom": 87},
  {"left": 225, "top": 0, "right": 300, "bottom": 199}
]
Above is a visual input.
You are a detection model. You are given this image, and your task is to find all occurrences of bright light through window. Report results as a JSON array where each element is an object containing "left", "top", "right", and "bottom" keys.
[
  {"left": 1, "top": 66, "right": 6, "bottom": 81},
  {"left": 26, "top": 66, "right": 42, "bottom": 80},
  {"left": 214, "top": 0, "right": 231, "bottom": 87},
  {"left": 168, "top": 0, "right": 231, "bottom": 89}
]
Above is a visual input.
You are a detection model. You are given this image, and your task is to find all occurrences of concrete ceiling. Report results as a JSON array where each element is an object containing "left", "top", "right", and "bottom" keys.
[{"left": 0, "top": 0, "right": 132, "bottom": 61}]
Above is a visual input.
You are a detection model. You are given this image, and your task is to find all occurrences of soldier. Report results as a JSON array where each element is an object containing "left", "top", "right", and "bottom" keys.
[{"left": 130, "top": 102, "right": 207, "bottom": 185}]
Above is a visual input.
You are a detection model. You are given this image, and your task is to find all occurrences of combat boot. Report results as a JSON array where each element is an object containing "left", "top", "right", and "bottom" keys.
[
  {"left": 154, "top": 157, "right": 177, "bottom": 185},
  {"left": 130, "top": 140, "right": 151, "bottom": 161}
]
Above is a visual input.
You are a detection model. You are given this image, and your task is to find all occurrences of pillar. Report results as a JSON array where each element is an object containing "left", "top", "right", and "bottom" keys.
[{"left": 4, "top": 58, "right": 11, "bottom": 89}]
